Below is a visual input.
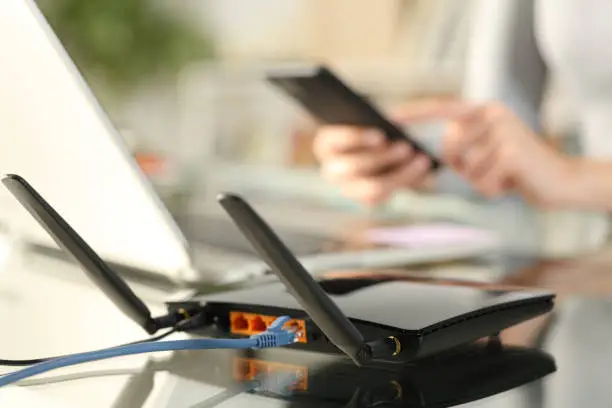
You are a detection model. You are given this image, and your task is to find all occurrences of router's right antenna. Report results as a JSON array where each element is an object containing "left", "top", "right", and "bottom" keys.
[
  {"left": 218, "top": 193, "right": 377, "bottom": 366},
  {"left": 2, "top": 174, "right": 162, "bottom": 334}
]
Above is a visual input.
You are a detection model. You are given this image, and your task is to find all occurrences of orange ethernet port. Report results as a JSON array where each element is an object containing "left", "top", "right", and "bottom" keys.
[
  {"left": 250, "top": 316, "right": 268, "bottom": 333},
  {"left": 228, "top": 311, "right": 308, "bottom": 343},
  {"left": 286, "top": 319, "right": 307, "bottom": 343},
  {"left": 229, "top": 312, "right": 250, "bottom": 335}
]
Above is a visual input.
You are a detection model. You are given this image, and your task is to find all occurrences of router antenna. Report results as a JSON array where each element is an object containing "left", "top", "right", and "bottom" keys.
[
  {"left": 2, "top": 174, "right": 160, "bottom": 334},
  {"left": 218, "top": 193, "right": 390, "bottom": 366}
]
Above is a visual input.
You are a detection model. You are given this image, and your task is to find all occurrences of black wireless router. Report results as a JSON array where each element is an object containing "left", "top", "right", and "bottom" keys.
[
  {"left": 2, "top": 174, "right": 555, "bottom": 368},
  {"left": 200, "top": 194, "right": 555, "bottom": 365}
]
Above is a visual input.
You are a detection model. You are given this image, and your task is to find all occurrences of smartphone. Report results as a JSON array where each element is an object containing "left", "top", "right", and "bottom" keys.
[{"left": 266, "top": 65, "right": 440, "bottom": 169}]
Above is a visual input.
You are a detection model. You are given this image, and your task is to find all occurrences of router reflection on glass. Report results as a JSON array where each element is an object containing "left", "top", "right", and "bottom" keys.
[
  {"left": 113, "top": 344, "right": 556, "bottom": 408},
  {"left": 2, "top": 174, "right": 555, "bottom": 367}
]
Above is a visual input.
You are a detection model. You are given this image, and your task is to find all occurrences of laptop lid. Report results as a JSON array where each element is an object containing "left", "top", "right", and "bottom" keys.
[{"left": 0, "top": 0, "right": 198, "bottom": 282}]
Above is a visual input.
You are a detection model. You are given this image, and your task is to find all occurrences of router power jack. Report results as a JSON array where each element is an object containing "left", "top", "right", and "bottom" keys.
[
  {"left": 367, "top": 336, "right": 402, "bottom": 359},
  {"left": 164, "top": 301, "right": 212, "bottom": 331}
]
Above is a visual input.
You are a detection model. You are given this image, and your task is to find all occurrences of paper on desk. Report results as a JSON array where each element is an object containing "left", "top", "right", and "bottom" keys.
[
  {"left": 366, "top": 223, "right": 500, "bottom": 249},
  {"left": 0, "top": 387, "right": 78, "bottom": 408}
]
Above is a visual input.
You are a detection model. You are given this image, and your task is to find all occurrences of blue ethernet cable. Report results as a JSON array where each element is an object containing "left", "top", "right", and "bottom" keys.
[{"left": 0, "top": 316, "right": 296, "bottom": 388}]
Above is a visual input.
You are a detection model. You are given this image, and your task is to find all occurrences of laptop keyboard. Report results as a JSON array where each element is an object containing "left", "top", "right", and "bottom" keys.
[{"left": 175, "top": 215, "right": 333, "bottom": 256}]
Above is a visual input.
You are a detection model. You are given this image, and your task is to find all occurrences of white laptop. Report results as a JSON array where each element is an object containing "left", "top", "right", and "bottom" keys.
[
  {"left": 0, "top": 0, "right": 293, "bottom": 285},
  {"left": 0, "top": 0, "right": 500, "bottom": 286},
  {"left": 0, "top": 0, "right": 203, "bottom": 283}
]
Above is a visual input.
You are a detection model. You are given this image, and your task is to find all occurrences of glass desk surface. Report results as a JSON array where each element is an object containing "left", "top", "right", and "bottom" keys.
[{"left": 1, "top": 239, "right": 612, "bottom": 407}]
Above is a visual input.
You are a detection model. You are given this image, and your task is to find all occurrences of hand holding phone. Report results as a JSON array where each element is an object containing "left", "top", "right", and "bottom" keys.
[
  {"left": 266, "top": 64, "right": 440, "bottom": 204},
  {"left": 266, "top": 65, "right": 441, "bottom": 170}
]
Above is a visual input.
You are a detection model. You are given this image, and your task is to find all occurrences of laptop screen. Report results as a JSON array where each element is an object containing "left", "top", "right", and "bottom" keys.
[{"left": 0, "top": 0, "right": 196, "bottom": 281}]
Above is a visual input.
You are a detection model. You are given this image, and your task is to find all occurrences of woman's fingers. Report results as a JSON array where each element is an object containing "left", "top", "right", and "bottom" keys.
[
  {"left": 397, "top": 154, "right": 432, "bottom": 187},
  {"left": 461, "top": 138, "right": 498, "bottom": 180},
  {"left": 321, "top": 142, "right": 413, "bottom": 182},
  {"left": 313, "top": 126, "right": 384, "bottom": 159},
  {"left": 474, "top": 163, "right": 509, "bottom": 198},
  {"left": 443, "top": 108, "right": 493, "bottom": 168},
  {"left": 339, "top": 154, "right": 432, "bottom": 204}
]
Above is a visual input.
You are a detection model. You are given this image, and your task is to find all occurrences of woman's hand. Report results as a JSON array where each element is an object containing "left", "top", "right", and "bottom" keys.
[
  {"left": 312, "top": 126, "right": 433, "bottom": 205},
  {"left": 312, "top": 98, "right": 466, "bottom": 205},
  {"left": 313, "top": 98, "right": 582, "bottom": 208},
  {"left": 442, "top": 102, "right": 571, "bottom": 206}
]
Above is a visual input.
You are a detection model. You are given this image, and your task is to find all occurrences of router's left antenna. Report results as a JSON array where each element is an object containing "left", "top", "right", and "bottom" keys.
[{"left": 2, "top": 174, "right": 160, "bottom": 334}]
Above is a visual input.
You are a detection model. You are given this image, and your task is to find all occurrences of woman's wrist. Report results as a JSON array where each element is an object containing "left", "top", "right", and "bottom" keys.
[
  {"left": 538, "top": 155, "right": 583, "bottom": 208},
  {"left": 549, "top": 157, "right": 609, "bottom": 210}
]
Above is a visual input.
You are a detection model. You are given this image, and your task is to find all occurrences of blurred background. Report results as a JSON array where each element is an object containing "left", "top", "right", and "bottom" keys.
[{"left": 31, "top": 0, "right": 603, "bottom": 256}]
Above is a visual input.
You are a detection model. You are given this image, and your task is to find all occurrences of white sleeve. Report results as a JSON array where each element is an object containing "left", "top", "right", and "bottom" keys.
[
  {"left": 433, "top": 0, "right": 549, "bottom": 195},
  {"left": 462, "top": 0, "right": 548, "bottom": 132}
]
